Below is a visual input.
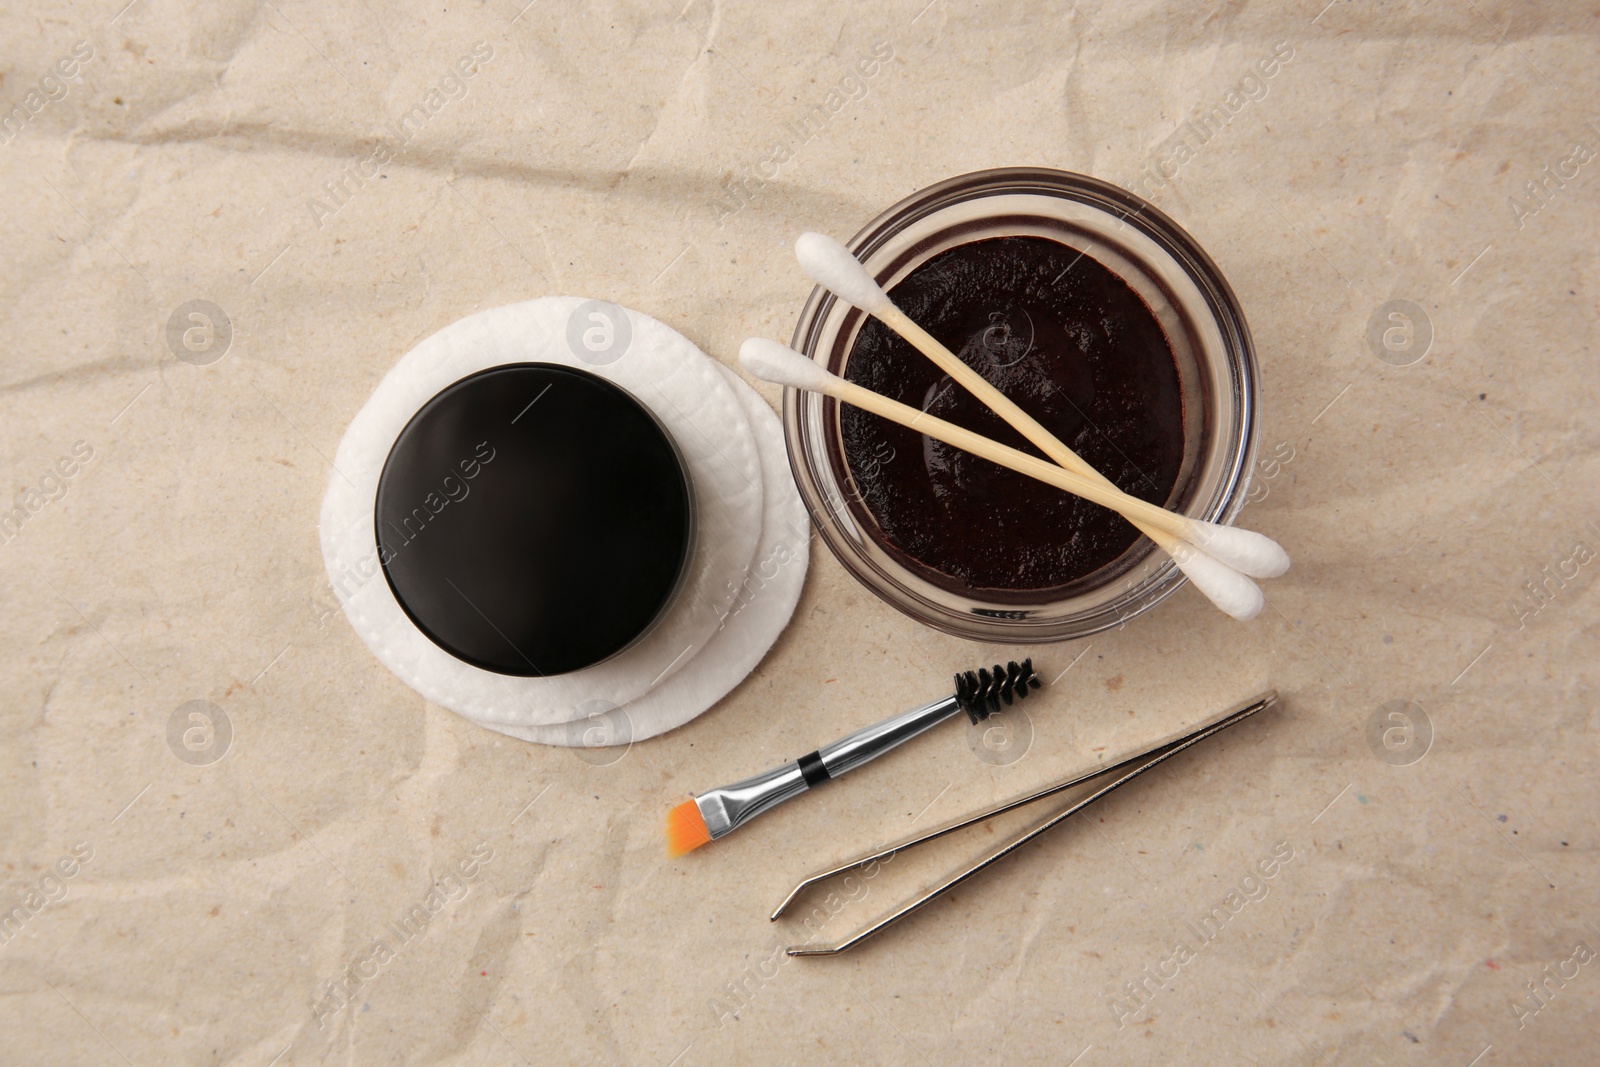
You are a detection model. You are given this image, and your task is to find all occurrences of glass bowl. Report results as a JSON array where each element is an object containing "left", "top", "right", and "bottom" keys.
[{"left": 782, "top": 167, "right": 1260, "bottom": 643}]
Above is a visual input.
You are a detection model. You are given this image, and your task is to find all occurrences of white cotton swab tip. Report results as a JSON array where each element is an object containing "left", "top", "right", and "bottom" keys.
[
  {"left": 794, "top": 232, "right": 890, "bottom": 313},
  {"left": 1168, "top": 542, "right": 1265, "bottom": 621},
  {"left": 1183, "top": 520, "right": 1292, "bottom": 579},
  {"left": 738, "top": 338, "right": 836, "bottom": 393}
]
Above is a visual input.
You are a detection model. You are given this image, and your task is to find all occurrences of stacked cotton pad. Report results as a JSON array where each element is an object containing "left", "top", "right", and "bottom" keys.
[{"left": 319, "top": 298, "right": 809, "bottom": 745}]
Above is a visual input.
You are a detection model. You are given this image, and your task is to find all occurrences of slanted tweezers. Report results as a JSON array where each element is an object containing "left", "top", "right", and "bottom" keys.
[{"left": 771, "top": 689, "right": 1278, "bottom": 956}]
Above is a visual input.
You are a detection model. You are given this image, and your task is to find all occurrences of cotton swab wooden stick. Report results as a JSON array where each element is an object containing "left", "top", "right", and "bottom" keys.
[
  {"left": 740, "top": 338, "right": 1265, "bottom": 621},
  {"left": 793, "top": 232, "right": 1290, "bottom": 581}
]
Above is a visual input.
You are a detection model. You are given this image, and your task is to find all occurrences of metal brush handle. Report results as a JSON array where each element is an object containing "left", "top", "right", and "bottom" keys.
[
  {"left": 697, "top": 763, "right": 811, "bottom": 839},
  {"left": 699, "top": 696, "right": 962, "bottom": 839},
  {"left": 818, "top": 695, "right": 960, "bottom": 777}
]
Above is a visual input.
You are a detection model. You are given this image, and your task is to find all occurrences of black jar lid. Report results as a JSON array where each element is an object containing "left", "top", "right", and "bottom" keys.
[{"left": 374, "top": 363, "right": 694, "bottom": 677}]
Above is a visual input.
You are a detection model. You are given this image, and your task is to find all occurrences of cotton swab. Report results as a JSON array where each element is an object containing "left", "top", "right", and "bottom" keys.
[
  {"left": 792, "top": 232, "right": 1290, "bottom": 581},
  {"left": 739, "top": 339, "right": 1265, "bottom": 621}
]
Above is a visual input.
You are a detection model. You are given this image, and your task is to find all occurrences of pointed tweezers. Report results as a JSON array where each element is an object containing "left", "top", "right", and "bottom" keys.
[{"left": 771, "top": 689, "right": 1278, "bottom": 956}]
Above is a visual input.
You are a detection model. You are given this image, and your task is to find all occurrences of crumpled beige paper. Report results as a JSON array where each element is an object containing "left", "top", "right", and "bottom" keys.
[{"left": 1, "top": 1, "right": 1596, "bottom": 1064}]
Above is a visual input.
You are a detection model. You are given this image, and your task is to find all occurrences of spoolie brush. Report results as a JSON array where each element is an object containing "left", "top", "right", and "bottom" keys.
[
  {"left": 666, "top": 659, "right": 1043, "bottom": 857},
  {"left": 955, "top": 661, "right": 1043, "bottom": 721}
]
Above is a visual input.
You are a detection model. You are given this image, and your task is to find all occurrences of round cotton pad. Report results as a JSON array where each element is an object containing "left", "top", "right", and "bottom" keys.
[
  {"left": 321, "top": 298, "right": 762, "bottom": 725},
  {"left": 479, "top": 365, "right": 809, "bottom": 745}
]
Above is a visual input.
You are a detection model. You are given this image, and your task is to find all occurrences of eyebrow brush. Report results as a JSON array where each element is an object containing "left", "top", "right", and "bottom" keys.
[{"left": 666, "top": 660, "right": 1042, "bottom": 856}]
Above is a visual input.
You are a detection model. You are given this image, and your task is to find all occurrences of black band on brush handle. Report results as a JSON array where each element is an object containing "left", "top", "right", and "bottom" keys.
[{"left": 797, "top": 750, "right": 831, "bottom": 787}]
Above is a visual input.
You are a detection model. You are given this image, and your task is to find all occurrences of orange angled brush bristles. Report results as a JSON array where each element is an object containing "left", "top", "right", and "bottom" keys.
[{"left": 665, "top": 798, "right": 712, "bottom": 857}]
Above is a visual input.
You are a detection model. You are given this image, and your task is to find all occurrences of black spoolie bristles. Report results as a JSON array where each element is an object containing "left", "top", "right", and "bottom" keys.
[{"left": 953, "top": 659, "right": 1042, "bottom": 723}]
